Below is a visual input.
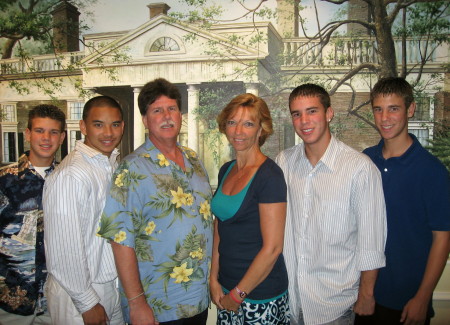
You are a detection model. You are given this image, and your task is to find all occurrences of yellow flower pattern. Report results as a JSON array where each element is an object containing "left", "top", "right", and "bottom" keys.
[
  {"left": 114, "top": 169, "right": 128, "bottom": 187},
  {"left": 114, "top": 231, "right": 127, "bottom": 243},
  {"left": 170, "top": 186, "right": 187, "bottom": 208},
  {"left": 170, "top": 262, "right": 194, "bottom": 283},
  {"left": 157, "top": 153, "right": 170, "bottom": 167},
  {"left": 185, "top": 193, "right": 194, "bottom": 206},
  {"left": 199, "top": 201, "right": 211, "bottom": 220},
  {"left": 145, "top": 221, "right": 156, "bottom": 235},
  {"left": 189, "top": 248, "right": 204, "bottom": 260}
]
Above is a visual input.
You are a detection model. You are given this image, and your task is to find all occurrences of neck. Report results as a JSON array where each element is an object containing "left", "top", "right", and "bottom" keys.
[
  {"left": 304, "top": 135, "right": 331, "bottom": 167},
  {"left": 28, "top": 152, "right": 53, "bottom": 167},
  {"left": 382, "top": 133, "right": 413, "bottom": 159},
  {"left": 235, "top": 148, "right": 265, "bottom": 170},
  {"left": 150, "top": 136, "right": 185, "bottom": 169}
]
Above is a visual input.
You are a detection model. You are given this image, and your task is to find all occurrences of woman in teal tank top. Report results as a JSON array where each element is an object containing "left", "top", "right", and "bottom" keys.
[{"left": 210, "top": 93, "right": 290, "bottom": 324}]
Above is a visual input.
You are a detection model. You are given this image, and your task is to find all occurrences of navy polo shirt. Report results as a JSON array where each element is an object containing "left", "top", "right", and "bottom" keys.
[{"left": 364, "top": 134, "right": 450, "bottom": 314}]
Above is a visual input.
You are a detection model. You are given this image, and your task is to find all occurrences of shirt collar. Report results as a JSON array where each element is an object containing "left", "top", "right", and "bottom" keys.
[
  {"left": 375, "top": 133, "right": 420, "bottom": 165},
  {"left": 75, "top": 140, "right": 120, "bottom": 165},
  {"left": 18, "top": 151, "right": 57, "bottom": 175},
  {"left": 304, "top": 135, "right": 339, "bottom": 172}
]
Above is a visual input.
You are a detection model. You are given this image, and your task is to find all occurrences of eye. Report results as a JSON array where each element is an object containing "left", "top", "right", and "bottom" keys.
[
  {"left": 372, "top": 107, "right": 382, "bottom": 113},
  {"left": 226, "top": 120, "right": 236, "bottom": 126},
  {"left": 112, "top": 122, "right": 122, "bottom": 127},
  {"left": 243, "top": 121, "right": 255, "bottom": 128},
  {"left": 51, "top": 130, "right": 61, "bottom": 135},
  {"left": 389, "top": 107, "right": 399, "bottom": 112},
  {"left": 308, "top": 109, "right": 317, "bottom": 114},
  {"left": 93, "top": 123, "right": 102, "bottom": 128},
  {"left": 291, "top": 112, "right": 299, "bottom": 119},
  {"left": 34, "top": 129, "right": 44, "bottom": 133},
  {"left": 169, "top": 106, "right": 178, "bottom": 111}
]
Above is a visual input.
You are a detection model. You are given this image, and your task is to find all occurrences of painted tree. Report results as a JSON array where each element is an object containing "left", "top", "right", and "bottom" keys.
[
  {"left": 0, "top": 0, "right": 128, "bottom": 98},
  {"left": 172, "top": 0, "right": 449, "bottom": 131}
]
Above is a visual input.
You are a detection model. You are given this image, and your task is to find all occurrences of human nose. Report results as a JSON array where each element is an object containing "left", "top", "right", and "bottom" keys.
[
  {"left": 299, "top": 114, "right": 309, "bottom": 124},
  {"left": 381, "top": 110, "right": 389, "bottom": 121},
  {"left": 42, "top": 131, "right": 51, "bottom": 141},
  {"left": 104, "top": 125, "right": 113, "bottom": 136},
  {"left": 235, "top": 122, "right": 244, "bottom": 134}
]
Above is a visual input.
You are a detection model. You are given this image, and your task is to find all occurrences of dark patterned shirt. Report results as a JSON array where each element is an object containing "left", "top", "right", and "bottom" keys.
[{"left": 0, "top": 152, "right": 56, "bottom": 316}]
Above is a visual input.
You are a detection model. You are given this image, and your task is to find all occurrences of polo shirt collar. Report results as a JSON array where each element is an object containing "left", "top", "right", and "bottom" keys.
[{"left": 375, "top": 133, "right": 420, "bottom": 165}]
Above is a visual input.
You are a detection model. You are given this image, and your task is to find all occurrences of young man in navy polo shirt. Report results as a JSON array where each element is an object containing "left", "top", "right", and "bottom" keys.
[{"left": 356, "top": 77, "right": 450, "bottom": 325}]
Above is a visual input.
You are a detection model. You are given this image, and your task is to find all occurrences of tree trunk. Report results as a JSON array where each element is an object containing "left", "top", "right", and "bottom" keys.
[
  {"left": 2, "top": 38, "right": 17, "bottom": 59},
  {"left": 371, "top": 0, "right": 398, "bottom": 78}
]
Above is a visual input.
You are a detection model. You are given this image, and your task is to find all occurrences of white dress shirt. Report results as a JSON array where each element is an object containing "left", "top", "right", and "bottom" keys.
[
  {"left": 43, "top": 141, "right": 119, "bottom": 314},
  {"left": 276, "top": 136, "right": 387, "bottom": 325}
]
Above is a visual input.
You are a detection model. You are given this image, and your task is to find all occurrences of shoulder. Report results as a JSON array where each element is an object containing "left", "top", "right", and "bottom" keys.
[
  {"left": 259, "top": 158, "right": 284, "bottom": 178},
  {"left": 276, "top": 144, "right": 304, "bottom": 166},
  {"left": 334, "top": 140, "right": 379, "bottom": 175},
  {"left": 363, "top": 144, "right": 378, "bottom": 158},
  {"left": 0, "top": 162, "right": 19, "bottom": 178}
]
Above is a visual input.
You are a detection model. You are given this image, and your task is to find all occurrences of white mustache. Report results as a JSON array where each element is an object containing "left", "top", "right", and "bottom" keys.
[{"left": 160, "top": 121, "right": 175, "bottom": 128}]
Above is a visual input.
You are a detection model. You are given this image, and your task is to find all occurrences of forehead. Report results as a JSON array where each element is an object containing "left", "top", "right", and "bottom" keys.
[
  {"left": 149, "top": 95, "right": 178, "bottom": 109},
  {"left": 87, "top": 105, "right": 122, "bottom": 120},
  {"left": 372, "top": 93, "right": 406, "bottom": 106},
  {"left": 290, "top": 95, "right": 325, "bottom": 111},
  {"left": 30, "top": 117, "right": 62, "bottom": 129}
]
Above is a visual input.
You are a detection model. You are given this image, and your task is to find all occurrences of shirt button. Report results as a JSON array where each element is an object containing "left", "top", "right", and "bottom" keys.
[{"left": 384, "top": 168, "right": 388, "bottom": 172}]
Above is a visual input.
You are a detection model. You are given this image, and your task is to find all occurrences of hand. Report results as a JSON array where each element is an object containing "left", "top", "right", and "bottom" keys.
[
  {"left": 401, "top": 296, "right": 428, "bottom": 325},
  {"left": 210, "top": 279, "right": 225, "bottom": 309},
  {"left": 81, "top": 303, "right": 108, "bottom": 325},
  {"left": 129, "top": 296, "right": 159, "bottom": 325},
  {"left": 219, "top": 293, "right": 240, "bottom": 313},
  {"left": 353, "top": 293, "right": 375, "bottom": 316}
]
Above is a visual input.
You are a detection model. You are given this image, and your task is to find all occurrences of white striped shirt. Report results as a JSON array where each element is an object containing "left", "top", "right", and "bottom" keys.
[
  {"left": 276, "top": 136, "right": 386, "bottom": 324},
  {"left": 43, "top": 141, "right": 119, "bottom": 314}
]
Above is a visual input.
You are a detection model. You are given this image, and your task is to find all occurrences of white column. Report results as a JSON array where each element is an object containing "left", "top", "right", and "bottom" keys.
[
  {"left": 187, "top": 83, "right": 200, "bottom": 152},
  {"left": 245, "top": 83, "right": 259, "bottom": 96},
  {"left": 133, "top": 87, "right": 145, "bottom": 149}
]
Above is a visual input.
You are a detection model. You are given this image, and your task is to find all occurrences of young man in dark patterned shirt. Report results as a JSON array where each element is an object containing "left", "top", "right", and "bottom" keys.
[{"left": 0, "top": 105, "right": 65, "bottom": 324}]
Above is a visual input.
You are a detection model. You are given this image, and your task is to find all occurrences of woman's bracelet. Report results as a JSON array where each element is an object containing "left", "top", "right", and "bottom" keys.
[
  {"left": 128, "top": 291, "right": 145, "bottom": 302},
  {"left": 229, "top": 289, "right": 242, "bottom": 304}
]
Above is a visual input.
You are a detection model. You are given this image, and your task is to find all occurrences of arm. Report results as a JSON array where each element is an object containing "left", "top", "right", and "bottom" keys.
[
  {"left": 354, "top": 269, "right": 378, "bottom": 315},
  {"left": 110, "top": 242, "right": 159, "bottom": 325},
  {"left": 401, "top": 231, "right": 450, "bottom": 325},
  {"left": 43, "top": 174, "right": 104, "bottom": 320},
  {"left": 220, "top": 202, "right": 287, "bottom": 312},
  {"left": 209, "top": 218, "right": 225, "bottom": 309}
]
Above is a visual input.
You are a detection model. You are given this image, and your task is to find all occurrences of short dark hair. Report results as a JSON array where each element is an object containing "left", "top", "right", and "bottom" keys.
[
  {"left": 138, "top": 78, "right": 182, "bottom": 116},
  {"left": 217, "top": 93, "right": 273, "bottom": 146},
  {"left": 370, "top": 77, "right": 414, "bottom": 108},
  {"left": 83, "top": 96, "right": 123, "bottom": 121},
  {"left": 28, "top": 104, "right": 66, "bottom": 131},
  {"left": 289, "top": 83, "right": 331, "bottom": 110}
]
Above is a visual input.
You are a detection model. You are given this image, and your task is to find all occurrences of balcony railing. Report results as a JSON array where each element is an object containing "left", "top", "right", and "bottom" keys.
[
  {"left": 1, "top": 52, "right": 84, "bottom": 75},
  {"left": 282, "top": 37, "right": 443, "bottom": 67}
]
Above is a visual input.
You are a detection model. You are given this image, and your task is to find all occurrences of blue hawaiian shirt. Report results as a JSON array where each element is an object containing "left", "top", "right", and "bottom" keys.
[
  {"left": 99, "top": 138, "right": 213, "bottom": 323},
  {"left": 0, "top": 152, "right": 55, "bottom": 316}
]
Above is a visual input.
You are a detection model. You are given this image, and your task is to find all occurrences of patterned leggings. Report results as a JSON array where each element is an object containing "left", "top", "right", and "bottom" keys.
[{"left": 216, "top": 293, "right": 290, "bottom": 325}]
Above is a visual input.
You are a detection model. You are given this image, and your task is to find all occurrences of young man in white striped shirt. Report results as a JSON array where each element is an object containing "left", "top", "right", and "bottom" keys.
[
  {"left": 275, "top": 84, "right": 387, "bottom": 325},
  {"left": 43, "top": 96, "right": 125, "bottom": 325}
]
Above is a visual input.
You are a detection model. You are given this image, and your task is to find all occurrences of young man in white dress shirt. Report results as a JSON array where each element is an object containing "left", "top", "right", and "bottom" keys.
[
  {"left": 43, "top": 96, "right": 125, "bottom": 325},
  {"left": 275, "top": 84, "right": 387, "bottom": 325}
]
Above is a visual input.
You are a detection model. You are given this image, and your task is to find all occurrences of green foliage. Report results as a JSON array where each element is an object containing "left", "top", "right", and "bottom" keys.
[{"left": 426, "top": 125, "right": 450, "bottom": 172}]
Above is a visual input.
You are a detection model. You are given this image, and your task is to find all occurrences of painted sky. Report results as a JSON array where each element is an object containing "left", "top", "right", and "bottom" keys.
[{"left": 81, "top": 0, "right": 339, "bottom": 36}]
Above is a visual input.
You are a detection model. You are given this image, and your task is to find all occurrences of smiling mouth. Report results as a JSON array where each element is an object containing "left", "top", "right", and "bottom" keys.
[{"left": 101, "top": 140, "right": 116, "bottom": 145}]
